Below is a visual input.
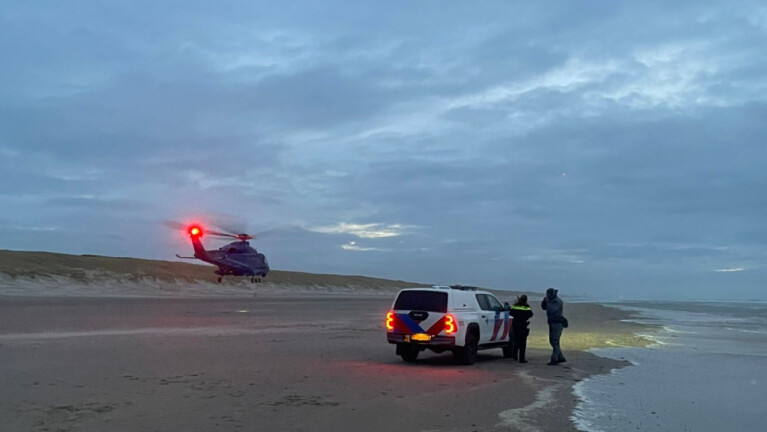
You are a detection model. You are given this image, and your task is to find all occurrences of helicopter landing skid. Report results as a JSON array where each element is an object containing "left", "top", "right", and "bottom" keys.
[
  {"left": 216, "top": 276, "right": 262, "bottom": 283},
  {"left": 216, "top": 276, "right": 261, "bottom": 283}
]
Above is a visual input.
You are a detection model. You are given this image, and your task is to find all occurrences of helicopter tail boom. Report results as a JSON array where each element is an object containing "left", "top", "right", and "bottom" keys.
[{"left": 191, "top": 235, "right": 208, "bottom": 260}]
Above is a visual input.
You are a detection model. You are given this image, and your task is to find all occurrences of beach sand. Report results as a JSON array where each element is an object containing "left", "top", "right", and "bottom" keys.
[{"left": 0, "top": 292, "right": 652, "bottom": 432}]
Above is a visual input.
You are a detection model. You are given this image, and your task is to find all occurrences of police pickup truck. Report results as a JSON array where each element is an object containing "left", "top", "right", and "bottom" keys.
[{"left": 385, "top": 285, "right": 513, "bottom": 365}]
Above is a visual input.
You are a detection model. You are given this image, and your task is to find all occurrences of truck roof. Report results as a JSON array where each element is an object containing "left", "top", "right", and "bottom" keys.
[{"left": 399, "top": 285, "right": 490, "bottom": 293}]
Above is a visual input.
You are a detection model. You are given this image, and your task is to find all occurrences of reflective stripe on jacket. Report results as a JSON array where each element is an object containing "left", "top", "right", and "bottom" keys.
[{"left": 510, "top": 305, "right": 533, "bottom": 330}]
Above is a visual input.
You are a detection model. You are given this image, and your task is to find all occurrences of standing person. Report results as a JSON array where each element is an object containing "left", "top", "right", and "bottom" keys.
[
  {"left": 509, "top": 295, "right": 533, "bottom": 363},
  {"left": 541, "top": 288, "right": 567, "bottom": 366}
]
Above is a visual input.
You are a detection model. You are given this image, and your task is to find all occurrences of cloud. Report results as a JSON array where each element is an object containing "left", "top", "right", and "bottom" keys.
[
  {"left": 1, "top": 1, "right": 767, "bottom": 299},
  {"left": 714, "top": 267, "right": 745, "bottom": 272},
  {"left": 520, "top": 248, "right": 587, "bottom": 264},
  {"left": 1, "top": 225, "right": 59, "bottom": 232},
  {"left": 46, "top": 196, "right": 147, "bottom": 211},
  {"left": 307, "top": 222, "right": 411, "bottom": 239},
  {"left": 340, "top": 241, "right": 388, "bottom": 252}
]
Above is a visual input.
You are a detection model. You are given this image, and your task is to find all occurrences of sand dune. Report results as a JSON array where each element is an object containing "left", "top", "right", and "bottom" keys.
[{"left": 0, "top": 249, "right": 428, "bottom": 297}]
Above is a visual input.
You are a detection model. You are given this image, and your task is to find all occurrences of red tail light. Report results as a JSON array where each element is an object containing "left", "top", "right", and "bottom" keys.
[
  {"left": 386, "top": 311, "right": 395, "bottom": 331},
  {"left": 445, "top": 314, "right": 456, "bottom": 334}
]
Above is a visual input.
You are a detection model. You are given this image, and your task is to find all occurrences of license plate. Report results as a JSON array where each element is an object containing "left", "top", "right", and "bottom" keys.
[{"left": 410, "top": 333, "right": 432, "bottom": 342}]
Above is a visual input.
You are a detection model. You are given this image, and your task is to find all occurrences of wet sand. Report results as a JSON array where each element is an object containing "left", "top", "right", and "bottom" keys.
[{"left": 0, "top": 295, "right": 650, "bottom": 431}]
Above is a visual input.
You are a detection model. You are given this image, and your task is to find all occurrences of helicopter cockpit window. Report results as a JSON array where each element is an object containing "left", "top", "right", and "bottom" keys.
[{"left": 227, "top": 247, "right": 238, "bottom": 254}]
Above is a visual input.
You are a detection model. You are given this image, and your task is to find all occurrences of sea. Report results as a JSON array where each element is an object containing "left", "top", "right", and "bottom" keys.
[{"left": 572, "top": 301, "right": 767, "bottom": 432}]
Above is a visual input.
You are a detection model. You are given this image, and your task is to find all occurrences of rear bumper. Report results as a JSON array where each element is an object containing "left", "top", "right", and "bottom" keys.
[{"left": 387, "top": 333, "right": 455, "bottom": 348}]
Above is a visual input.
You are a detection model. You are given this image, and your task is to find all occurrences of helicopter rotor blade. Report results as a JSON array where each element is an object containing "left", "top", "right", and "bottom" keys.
[
  {"left": 249, "top": 224, "right": 306, "bottom": 240},
  {"left": 215, "top": 221, "right": 248, "bottom": 237},
  {"left": 164, "top": 220, "right": 238, "bottom": 237},
  {"left": 207, "top": 230, "right": 238, "bottom": 238},
  {"left": 163, "top": 220, "right": 187, "bottom": 231},
  {"left": 164, "top": 218, "right": 258, "bottom": 241}
]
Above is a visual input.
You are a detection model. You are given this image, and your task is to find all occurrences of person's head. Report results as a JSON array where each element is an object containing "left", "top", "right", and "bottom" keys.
[
  {"left": 546, "top": 287, "right": 558, "bottom": 299},
  {"left": 515, "top": 294, "right": 528, "bottom": 306}
]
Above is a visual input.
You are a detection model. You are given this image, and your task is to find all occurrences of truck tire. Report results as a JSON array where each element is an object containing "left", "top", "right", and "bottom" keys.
[
  {"left": 454, "top": 331, "right": 478, "bottom": 365},
  {"left": 502, "top": 339, "right": 514, "bottom": 358},
  {"left": 399, "top": 344, "right": 419, "bottom": 362}
]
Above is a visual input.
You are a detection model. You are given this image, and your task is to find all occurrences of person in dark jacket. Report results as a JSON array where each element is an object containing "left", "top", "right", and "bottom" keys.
[
  {"left": 541, "top": 287, "right": 566, "bottom": 365},
  {"left": 509, "top": 295, "right": 533, "bottom": 363}
]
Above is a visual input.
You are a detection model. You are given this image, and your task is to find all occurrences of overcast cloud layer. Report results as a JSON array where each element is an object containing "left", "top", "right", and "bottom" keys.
[{"left": 2, "top": 1, "right": 766, "bottom": 299}]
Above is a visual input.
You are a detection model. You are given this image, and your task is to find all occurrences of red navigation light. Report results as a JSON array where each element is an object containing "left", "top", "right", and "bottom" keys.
[
  {"left": 386, "top": 311, "right": 395, "bottom": 331},
  {"left": 444, "top": 314, "right": 456, "bottom": 334},
  {"left": 189, "top": 226, "right": 202, "bottom": 237}
]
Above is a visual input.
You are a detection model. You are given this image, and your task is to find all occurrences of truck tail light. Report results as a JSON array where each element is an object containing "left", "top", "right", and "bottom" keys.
[
  {"left": 445, "top": 314, "right": 457, "bottom": 334},
  {"left": 386, "top": 311, "right": 395, "bottom": 331}
]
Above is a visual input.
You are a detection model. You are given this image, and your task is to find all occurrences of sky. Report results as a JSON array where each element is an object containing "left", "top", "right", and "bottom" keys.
[{"left": 1, "top": 1, "right": 766, "bottom": 300}]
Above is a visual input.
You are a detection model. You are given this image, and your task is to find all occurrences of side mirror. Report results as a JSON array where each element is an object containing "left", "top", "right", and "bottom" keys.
[{"left": 503, "top": 302, "right": 511, "bottom": 311}]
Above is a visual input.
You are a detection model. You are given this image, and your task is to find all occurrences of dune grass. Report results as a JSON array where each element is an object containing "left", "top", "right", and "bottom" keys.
[{"left": 0, "top": 249, "right": 428, "bottom": 288}]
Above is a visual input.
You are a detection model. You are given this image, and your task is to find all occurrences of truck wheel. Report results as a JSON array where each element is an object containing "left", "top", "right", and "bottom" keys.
[
  {"left": 454, "top": 331, "right": 478, "bottom": 365},
  {"left": 502, "top": 340, "right": 514, "bottom": 358},
  {"left": 399, "top": 344, "right": 419, "bottom": 362}
]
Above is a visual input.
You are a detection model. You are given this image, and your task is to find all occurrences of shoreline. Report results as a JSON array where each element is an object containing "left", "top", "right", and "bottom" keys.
[
  {"left": 568, "top": 302, "right": 767, "bottom": 432},
  {"left": 516, "top": 302, "right": 659, "bottom": 431}
]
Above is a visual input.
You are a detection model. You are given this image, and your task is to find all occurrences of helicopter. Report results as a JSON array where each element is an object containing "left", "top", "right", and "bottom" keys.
[{"left": 172, "top": 223, "right": 270, "bottom": 283}]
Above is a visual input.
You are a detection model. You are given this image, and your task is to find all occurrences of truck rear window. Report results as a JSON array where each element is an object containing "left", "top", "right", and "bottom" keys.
[{"left": 394, "top": 291, "right": 448, "bottom": 312}]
